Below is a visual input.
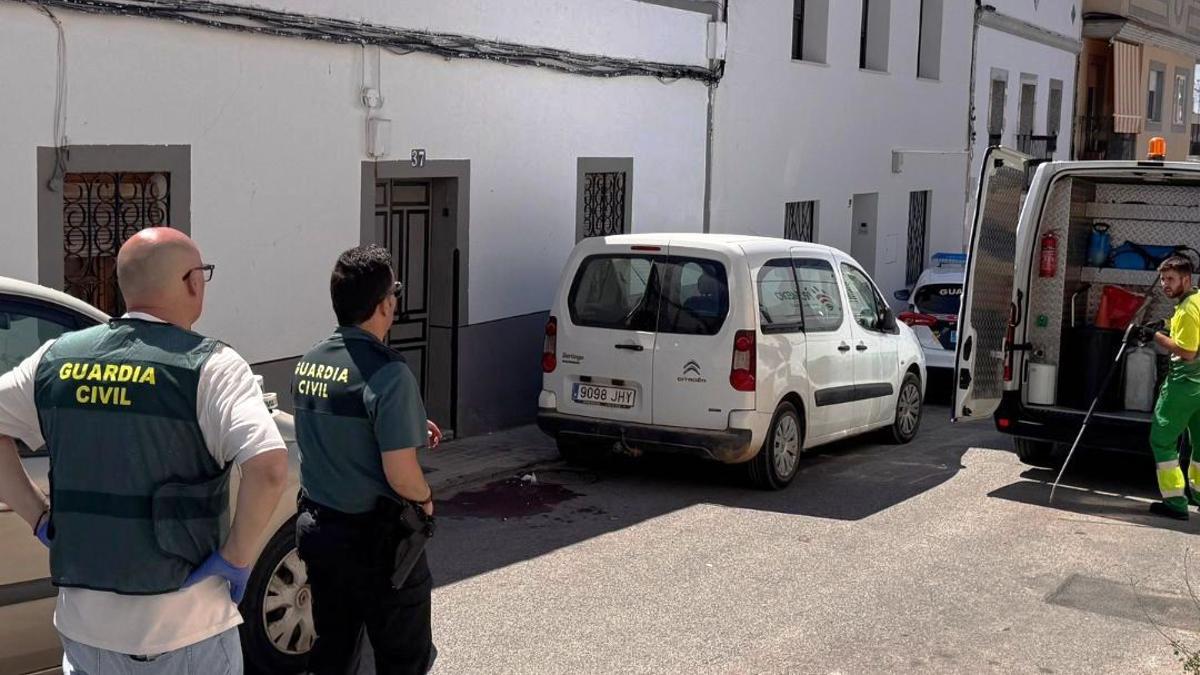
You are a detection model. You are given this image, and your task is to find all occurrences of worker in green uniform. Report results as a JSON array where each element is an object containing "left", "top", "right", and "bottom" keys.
[{"left": 1141, "top": 254, "right": 1200, "bottom": 520}]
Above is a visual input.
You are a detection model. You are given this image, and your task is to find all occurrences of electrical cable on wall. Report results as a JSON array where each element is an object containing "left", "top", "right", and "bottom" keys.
[
  {"left": 37, "top": 3, "right": 69, "bottom": 191},
  {"left": 19, "top": 0, "right": 719, "bottom": 85}
]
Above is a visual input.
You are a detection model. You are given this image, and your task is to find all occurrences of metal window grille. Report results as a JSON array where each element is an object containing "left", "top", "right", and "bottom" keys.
[
  {"left": 582, "top": 172, "right": 627, "bottom": 238},
  {"left": 62, "top": 172, "right": 171, "bottom": 315},
  {"left": 784, "top": 201, "right": 816, "bottom": 242},
  {"left": 792, "top": 0, "right": 805, "bottom": 60},
  {"left": 905, "top": 191, "right": 929, "bottom": 287}
]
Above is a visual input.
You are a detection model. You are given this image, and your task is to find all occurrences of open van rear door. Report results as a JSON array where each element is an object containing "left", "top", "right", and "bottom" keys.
[{"left": 954, "top": 147, "right": 1029, "bottom": 421}]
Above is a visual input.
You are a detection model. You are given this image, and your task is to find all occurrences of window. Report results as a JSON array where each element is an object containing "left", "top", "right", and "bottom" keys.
[
  {"left": 905, "top": 191, "right": 930, "bottom": 287},
  {"left": 913, "top": 283, "right": 962, "bottom": 315},
  {"left": 841, "top": 264, "right": 882, "bottom": 332},
  {"left": 758, "top": 260, "right": 804, "bottom": 334},
  {"left": 792, "top": 0, "right": 805, "bottom": 60},
  {"left": 568, "top": 255, "right": 656, "bottom": 331},
  {"left": 0, "top": 301, "right": 78, "bottom": 375},
  {"left": 916, "top": 0, "right": 943, "bottom": 80},
  {"left": 858, "top": 0, "right": 890, "bottom": 72},
  {"left": 1175, "top": 69, "right": 1189, "bottom": 128},
  {"left": 576, "top": 158, "right": 633, "bottom": 242},
  {"left": 0, "top": 298, "right": 89, "bottom": 457},
  {"left": 1047, "top": 79, "right": 1064, "bottom": 137},
  {"left": 36, "top": 145, "right": 190, "bottom": 312},
  {"left": 794, "top": 258, "right": 843, "bottom": 332},
  {"left": 659, "top": 258, "right": 729, "bottom": 336},
  {"left": 987, "top": 71, "right": 1007, "bottom": 143},
  {"left": 784, "top": 200, "right": 818, "bottom": 242},
  {"left": 61, "top": 172, "right": 171, "bottom": 316},
  {"left": 566, "top": 254, "right": 728, "bottom": 336},
  {"left": 791, "top": 0, "right": 829, "bottom": 63},
  {"left": 1018, "top": 76, "right": 1037, "bottom": 136},
  {"left": 1148, "top": 65, "right": 1165, "bottom": 124}
]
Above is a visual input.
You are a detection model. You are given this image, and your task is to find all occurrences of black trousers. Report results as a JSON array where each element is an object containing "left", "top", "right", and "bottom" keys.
[{"left": 296, "top": 499, "right": 435, "bottom": 675}]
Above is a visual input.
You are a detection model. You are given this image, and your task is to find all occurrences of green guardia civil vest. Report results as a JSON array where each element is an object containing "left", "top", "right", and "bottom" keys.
[{"left": 33, "top": 319, "right": 229, "bottom": 595}]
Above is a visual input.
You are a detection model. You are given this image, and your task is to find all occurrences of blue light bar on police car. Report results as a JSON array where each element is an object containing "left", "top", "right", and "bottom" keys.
[{"left": 932, "top": 252, "right": 967, "bottom": 267}]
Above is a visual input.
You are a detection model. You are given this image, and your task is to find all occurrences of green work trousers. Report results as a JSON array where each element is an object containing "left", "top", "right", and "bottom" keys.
[{"left": 1149, "top": 373, "right": 1200, "bottom": 513}]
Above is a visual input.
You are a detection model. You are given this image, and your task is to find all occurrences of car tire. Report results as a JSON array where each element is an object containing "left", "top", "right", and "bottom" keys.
[
  {"left": 888, "top": 372, "right": 923, "bottom": 444},
  {"left": 748, "top": 402, "right": 803, "bottom": 490},
  {"left": 1013, "top": 437, "right": 1060, "bottom": 468},
  {"left": 239, "top": 517, "right": 314, "bottom": 674}
]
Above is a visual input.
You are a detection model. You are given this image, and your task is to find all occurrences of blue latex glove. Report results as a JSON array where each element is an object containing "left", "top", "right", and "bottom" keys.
[
  {"left": 182, "top": 552, "right": 251, "bottom": 603},
  {"left": 34, "top": 512, "right": 50, "bottom": 548}
]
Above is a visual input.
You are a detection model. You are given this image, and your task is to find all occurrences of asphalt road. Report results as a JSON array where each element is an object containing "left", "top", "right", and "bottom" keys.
[{"left": 425, "top": 393, "right": 1200, "bottom": 674}]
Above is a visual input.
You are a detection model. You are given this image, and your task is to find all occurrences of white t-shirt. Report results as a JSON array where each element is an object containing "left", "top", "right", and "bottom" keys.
[{"left": 0, "top": 312, "right": 287, "bottom": 655}]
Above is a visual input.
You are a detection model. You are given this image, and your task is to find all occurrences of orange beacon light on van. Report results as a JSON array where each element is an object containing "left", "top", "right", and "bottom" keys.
[{"left": 1148, "top": 137, "right": 1167, "bottom": 160}]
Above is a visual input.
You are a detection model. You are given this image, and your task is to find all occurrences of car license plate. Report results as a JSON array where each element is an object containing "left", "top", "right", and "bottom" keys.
[
  {"left": 950, "top": 330, "right": 957, "bottom": 346},
  {"left": 572, "top": 383, "right": 636, "bottom": 408}
]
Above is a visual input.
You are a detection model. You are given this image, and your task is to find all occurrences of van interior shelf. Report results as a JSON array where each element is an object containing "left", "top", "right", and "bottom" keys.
[
  {"left": 1079, "top": 267, "right": 1161, "bottom": 285},
  {"left": 1083, "top": 202, "right": 1200, "bottom": 222},
  {"left": 1079, "top": 267, "right": 1199, "bottom": 285}
]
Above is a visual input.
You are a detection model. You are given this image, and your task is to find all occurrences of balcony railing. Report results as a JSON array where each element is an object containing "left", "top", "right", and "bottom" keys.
[
  {"left": 1074, "top": 115, "right": 1136, "bottom": 160},
  {"left": 1015, "top": 134, "right": 1057, "bottom": 160}
]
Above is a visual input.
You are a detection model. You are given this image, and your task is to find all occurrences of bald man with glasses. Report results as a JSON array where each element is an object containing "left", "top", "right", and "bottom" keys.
[{"left": 0, "top": 228, "right": 288, "bottom": 673}]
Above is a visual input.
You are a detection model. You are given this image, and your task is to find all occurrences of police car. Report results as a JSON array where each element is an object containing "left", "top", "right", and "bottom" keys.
[
  {"left": 0, "top": 276, "right": 312, "bottom": 674},
  {"left": 893, "top": 253, "right": 965, "bottom": 373}
]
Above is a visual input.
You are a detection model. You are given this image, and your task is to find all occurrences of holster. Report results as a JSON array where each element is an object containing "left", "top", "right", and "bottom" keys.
[{"left": 373, "top": 494, "right": 435, "bottom": 588}]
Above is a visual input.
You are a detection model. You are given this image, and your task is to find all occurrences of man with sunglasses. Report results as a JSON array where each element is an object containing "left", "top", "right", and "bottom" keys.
[
  {"left": 292, "top": 244, "right": 442, "bottom": 674},
  {"left": 0, "top": 227, "right": 289, "bottom": 673}
]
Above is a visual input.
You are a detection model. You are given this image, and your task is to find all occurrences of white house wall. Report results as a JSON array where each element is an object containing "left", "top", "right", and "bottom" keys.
[
  {"left": 710, "top": 0, "right": 974, "bottom": 301},
  {"left": 0, "top": 4, "right": 709, "bottom": 367},
  {"left": 969, "top": 3, "right": 1082, "bottom": 224}
]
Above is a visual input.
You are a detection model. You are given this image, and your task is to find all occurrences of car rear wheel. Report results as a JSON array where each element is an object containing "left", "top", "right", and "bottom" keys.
[
  {"left": 888, "top": 373, "right": 923, "bottom": 444},
  {"left": 240, "top": 517, "right": 313, "bottom": 674},
  {"left": 749, "top": 402, "right": 803, "bottom": 490},
  {"left": 1013, "top": 437, "right": 1061, "bottom": 468}
]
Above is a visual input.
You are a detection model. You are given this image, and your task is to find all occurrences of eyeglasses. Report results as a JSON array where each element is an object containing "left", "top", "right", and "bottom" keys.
[
  {"left": 391, "top": 281, "right": 404, "bottom": 298},
  {"left": 182, "top": 264, "right": 215, "bottom": 282}
]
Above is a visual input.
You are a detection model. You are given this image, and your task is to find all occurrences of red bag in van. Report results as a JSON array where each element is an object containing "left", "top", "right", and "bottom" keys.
[{"left": 1095, "top": 285, "right": 1146, "bottom": 330}]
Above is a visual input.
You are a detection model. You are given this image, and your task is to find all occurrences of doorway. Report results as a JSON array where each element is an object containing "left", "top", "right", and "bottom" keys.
[
  {"left": 363, "top": 161, "right": 469, "bottom": 435},
  {"left": 850, "top": 192, "right": 879, "bottom": 275}
]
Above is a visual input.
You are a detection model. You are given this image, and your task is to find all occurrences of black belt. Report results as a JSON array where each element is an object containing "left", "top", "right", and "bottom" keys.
[{"left": 297, "top": 495, "right": 375, "bottom": 525}]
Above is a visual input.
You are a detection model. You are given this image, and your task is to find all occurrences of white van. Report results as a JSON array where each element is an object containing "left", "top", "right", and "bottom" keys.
[
  {"left": 955, "top": 147, "right": 1200, "bottom": 466},
  {"left": 537, "top": 234, "right": 926, "bottom": 489}
]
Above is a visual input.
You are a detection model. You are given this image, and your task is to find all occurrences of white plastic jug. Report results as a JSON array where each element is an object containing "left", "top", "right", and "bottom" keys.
[
  {"left": 1124, "top": 346, "right": 1157, "bottom": 412},
  {"left": 1027, "top": 363, "right": 1057, "bottom": 405}
]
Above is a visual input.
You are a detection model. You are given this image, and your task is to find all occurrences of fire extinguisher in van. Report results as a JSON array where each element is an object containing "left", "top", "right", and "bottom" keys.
[{"left": 1039, "top": 232, "right": 1058, "bottom": 278}]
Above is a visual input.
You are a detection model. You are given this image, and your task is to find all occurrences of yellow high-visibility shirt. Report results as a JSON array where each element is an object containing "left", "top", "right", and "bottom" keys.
[{"left": 1169, "top": 290, "right": 1200, "bottom": 381}]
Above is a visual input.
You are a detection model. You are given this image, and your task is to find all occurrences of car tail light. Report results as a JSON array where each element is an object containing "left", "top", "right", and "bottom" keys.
[
  {"left": 542, "top": 317, "right": 557, "bottom": 373},
  {"left": 730, "top": 330, "right": 756, "bottom": 392},
  {"left": 897, "top": 311, "right": 938, "bottom": 328},
  {"left": 997, "top": 417, "right": 1011, "bottom": 429}
]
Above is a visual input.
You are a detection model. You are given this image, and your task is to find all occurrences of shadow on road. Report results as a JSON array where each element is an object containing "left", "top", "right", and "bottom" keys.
[
  {"left": 987, "top": 449, "right": 1200, "bottom": 535},
  {"left": 430, "top": 389, "right": 1010, "bottom": 588}
]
